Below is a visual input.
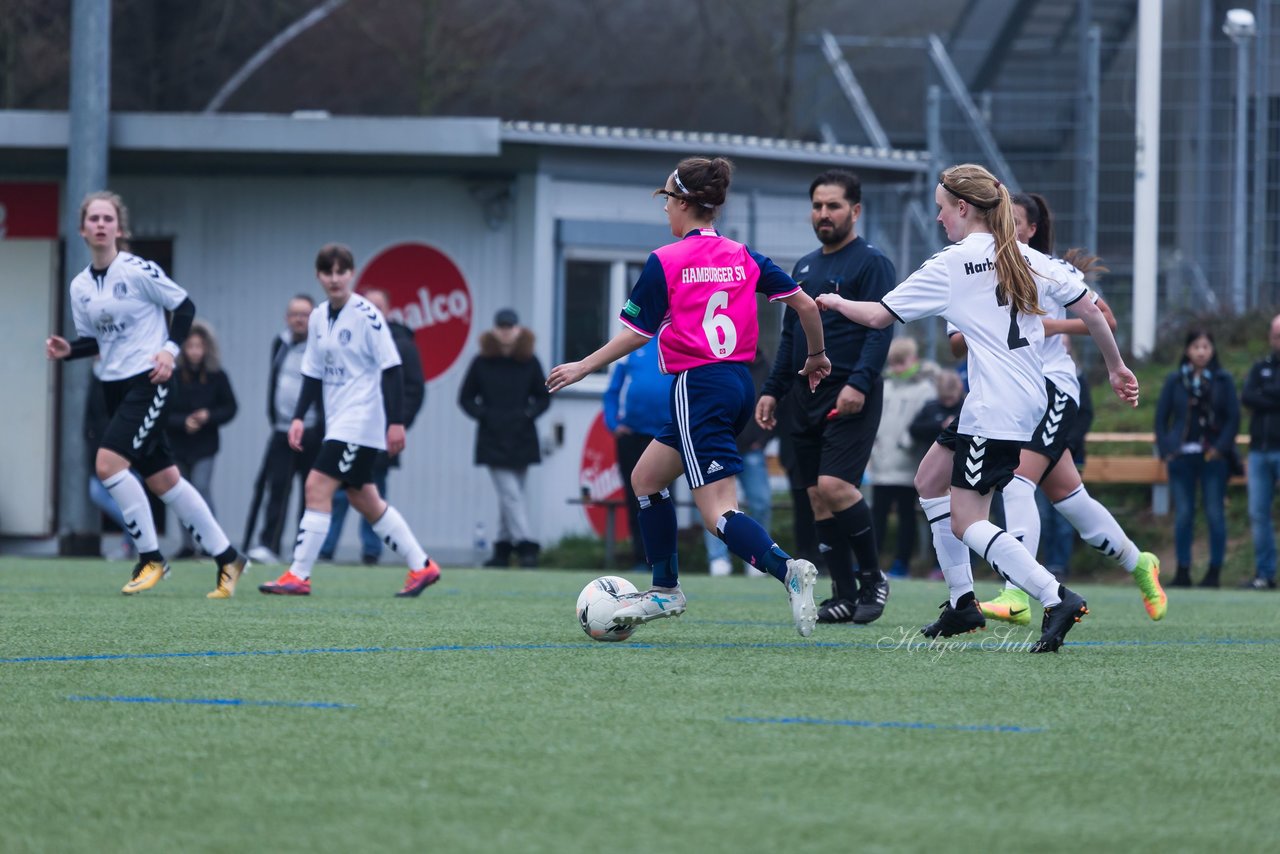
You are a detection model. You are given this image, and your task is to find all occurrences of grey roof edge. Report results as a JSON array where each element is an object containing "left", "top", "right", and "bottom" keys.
[
  {"left": 500, "top": 120, "right": 930, "bottom": 172},
  {"left": 0, "top": 110, "right": 928, "bottom": 171},
  {"left": 0, "top": 111, "right": 502, "bottom": 156}
]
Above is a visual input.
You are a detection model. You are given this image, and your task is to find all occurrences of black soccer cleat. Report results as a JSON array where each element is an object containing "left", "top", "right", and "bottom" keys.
[
  {"left": 920, "top": 599, "right": 986, "bottom": 639},
  {"left": 1029, "top": 588, "right": 1089, "bottom": 654},
  {"left": 852, "top": 573, "right": 890, "bottom": 625},
  {"left": 817, "top": 597, "right": 858, "bottom": 624}
]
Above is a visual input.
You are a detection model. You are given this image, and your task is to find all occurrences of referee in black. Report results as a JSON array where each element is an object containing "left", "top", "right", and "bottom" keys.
[{"left": 757, "top": 170, "right": 895, "bottom": 624}]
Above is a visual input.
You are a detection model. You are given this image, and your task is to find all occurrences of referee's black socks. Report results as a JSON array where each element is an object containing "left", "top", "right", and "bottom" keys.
[
  {"left": 831, "top": 500, "right": 881, "bottom": 586},
  {"left": 815, "top": 517, "right": 857, "bottom": 600}
]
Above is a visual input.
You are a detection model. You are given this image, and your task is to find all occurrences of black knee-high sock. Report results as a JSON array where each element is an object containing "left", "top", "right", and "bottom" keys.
[
  {"left": 815, "top": 517, "right": 857, "bottom": 600},
  {"left": 832, "top": 500, "right": 880, "bottom": 585}
]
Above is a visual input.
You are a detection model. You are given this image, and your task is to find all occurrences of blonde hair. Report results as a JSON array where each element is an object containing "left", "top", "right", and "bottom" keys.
[
  {"left": 1062, "top": 247, "right": 1110, "bottom": 283},
  {"left": 938, "top": 164, "right": 1043, "bottom": 317},
  {"left": 79, "top": 191, "right": 130, "bottom": 250},
  {"left": 887, "top": 336, "right": 918, "bottom": 364},
  {"left": 936, "top": 369, "right": 964, "bottom": 398}
]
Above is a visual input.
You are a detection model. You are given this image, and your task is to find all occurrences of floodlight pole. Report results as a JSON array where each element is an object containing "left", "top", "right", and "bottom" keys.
[
  {"left": 1131, "top": 0, "right": 1162, "bottom": 359},
  {"left": 58, "top": 0, "right": 111, "bottom": 555},
  {"left": 1225, "top": 9, "right": 1256, "bottom": 315}
]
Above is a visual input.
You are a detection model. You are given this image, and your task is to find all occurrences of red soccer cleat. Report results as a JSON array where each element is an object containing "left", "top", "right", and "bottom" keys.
[
  {"left": 396, "top": 560, "right": 441, "bottom": 598},
  {"left": 258, "top": 571, "right": 311, "bottom": 596}
]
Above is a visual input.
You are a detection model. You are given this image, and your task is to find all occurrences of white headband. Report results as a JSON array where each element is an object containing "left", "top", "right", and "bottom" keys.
[{"left": 671, "top": 170, "right": 715, "bottom": 209}]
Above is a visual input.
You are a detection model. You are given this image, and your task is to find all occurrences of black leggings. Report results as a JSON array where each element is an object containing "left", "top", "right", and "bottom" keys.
[{"left": 872, "top": 484, "right": 919, "bottom": 565}]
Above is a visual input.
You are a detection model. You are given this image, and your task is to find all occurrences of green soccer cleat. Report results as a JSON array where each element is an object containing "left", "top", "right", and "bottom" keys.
[
  {"left": 1132, "top": 552, "right": 1167, "bottom": 621},
  {"left": 979, "top": 586, "right": 1031, "bottom": 626}
]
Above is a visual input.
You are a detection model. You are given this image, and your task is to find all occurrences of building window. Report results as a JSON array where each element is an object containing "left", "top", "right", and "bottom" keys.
[{"left": 559, "top": 254, "right": 647, "bottom": 387}]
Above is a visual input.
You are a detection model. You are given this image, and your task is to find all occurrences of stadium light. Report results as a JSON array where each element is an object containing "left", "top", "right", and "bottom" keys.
[{"left": 1225, "top": 8, "right": 1256, "bottom": 315}]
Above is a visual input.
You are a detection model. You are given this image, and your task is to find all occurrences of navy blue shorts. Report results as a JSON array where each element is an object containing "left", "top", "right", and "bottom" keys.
[{"left": 656, "top": 362, "right": 754, "bottom": 490}]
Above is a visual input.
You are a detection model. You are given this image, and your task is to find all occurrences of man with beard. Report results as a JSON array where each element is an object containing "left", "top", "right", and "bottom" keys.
[{"left": 757, "top": 170, "right": 895, "bottom": 623}]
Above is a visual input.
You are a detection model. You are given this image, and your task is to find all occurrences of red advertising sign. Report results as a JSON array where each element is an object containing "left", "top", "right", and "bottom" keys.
[
  {"left": 0, "top": 183, "right": 59, "bottom": 239},
  {"left": 355, "top": 242, "right": 471, "bottom": 381},
  {"left": 578, "top": 411, "right": 630, "bottom": 540}
]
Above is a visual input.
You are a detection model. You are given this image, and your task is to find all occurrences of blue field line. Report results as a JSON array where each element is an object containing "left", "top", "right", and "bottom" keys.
[
  {"left": 67, "top": 695, "right": 354, "bottom": 709},
  {"left": 4, "top": 636, "right": 1279, "bottom": 666},
  {"left": 729, "top": 716, "right": 1044, "bottom": 733}
]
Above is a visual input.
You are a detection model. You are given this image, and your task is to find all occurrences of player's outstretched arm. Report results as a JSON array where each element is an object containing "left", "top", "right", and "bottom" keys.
[
  {"left": 777, "top": 291, "right": 831, "bottom": 391},
  {"left": 546, "top": 328, "right": 648, "bottom": 393},
  {"left": 1044, "top": 297, "right": 1118, "bottom": 337},
  {"left": 813, "top": 293, "right": 895, "bottom": 329},
  {"left": 1068, "top": 297, "right": 1139, "bottom": 407}
]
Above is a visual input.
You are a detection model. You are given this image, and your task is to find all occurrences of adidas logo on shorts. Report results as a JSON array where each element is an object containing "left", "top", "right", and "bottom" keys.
[{"left": 706, "top": 460, "right": 724, "bottom": 475}]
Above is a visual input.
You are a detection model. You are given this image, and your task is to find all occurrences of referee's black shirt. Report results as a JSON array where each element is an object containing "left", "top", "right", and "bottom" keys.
[{"left": 761, "top": 236, "right": 896, "bottom": 400}]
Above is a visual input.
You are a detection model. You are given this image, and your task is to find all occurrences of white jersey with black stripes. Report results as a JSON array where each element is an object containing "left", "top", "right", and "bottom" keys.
[
  {"left": 882, "top": 233, "right": 1087, "bottom": 442},
  {"left": 301, "top": 295, "right": 401, "bottom": 450},
  {"left": 69, "top": 251, "right": 188, "bottom": 382}
]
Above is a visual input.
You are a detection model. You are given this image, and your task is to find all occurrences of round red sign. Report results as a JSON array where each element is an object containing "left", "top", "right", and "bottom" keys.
[
  {"left": 578, "top": 411, "right": 630, "bottom": 540},
  {"left": 356, "top": 242, "right": 471, "bottom": 382}
]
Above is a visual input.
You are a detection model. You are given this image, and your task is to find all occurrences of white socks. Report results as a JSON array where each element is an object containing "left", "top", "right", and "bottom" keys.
[
  {"left": 158, "top": 478, "right": 231, "bottom": 557},
  {"left": 1053, "top": 485, "right": 1141, "bottom": 572},
  {"left": 371, "top": 505, "right": 429, "bottom": 570},
  {"left": 961, "top": 520, "right": 1061, "bottom": 607},
  {"left": 102, "top": 470, "right": 158, "bottom": 554},
  {"left": 921, "top": 496, "right": 974, "bottom": 606},
  {"left": 289, "top": 509, "right": 330, "bottom": 580},
  {"left": 1001, "top": 475, "right": 1041, "bottom": 554}
]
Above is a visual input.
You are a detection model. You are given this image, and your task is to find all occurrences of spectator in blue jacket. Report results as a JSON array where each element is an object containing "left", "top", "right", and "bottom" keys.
[
  {"left": 603, "top": 342, "right": 673, "bottom": 570},
  {"left": 1156, "top": 328, "right": 1240, "bottom": 588}
]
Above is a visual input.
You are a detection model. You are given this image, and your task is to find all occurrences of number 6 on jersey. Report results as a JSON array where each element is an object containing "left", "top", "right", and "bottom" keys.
[{"left": 702, "top": 290, "right": 738, "bottom": 358}]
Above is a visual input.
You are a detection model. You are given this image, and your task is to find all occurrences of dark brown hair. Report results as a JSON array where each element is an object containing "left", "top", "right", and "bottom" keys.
[
  {"left": 315, "top": 243, "right": 355, "bottom": 273},
  {"left": 809, "top": 169, "right": 862, "bottom": 205},
  {"left": 654, "top": 156, "right": 734, "bottom": 217},
  {"left": 1011, "top": 192, "right": 1053, "bottom": 255}
]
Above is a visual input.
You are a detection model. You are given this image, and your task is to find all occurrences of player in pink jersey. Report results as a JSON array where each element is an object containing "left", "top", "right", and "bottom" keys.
[{"left": 547, "top": 156, "right": 832, "bottom": 636}]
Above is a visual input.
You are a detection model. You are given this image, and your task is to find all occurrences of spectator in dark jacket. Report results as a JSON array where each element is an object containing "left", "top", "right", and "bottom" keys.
[
  {"left": 1156, "top": 328, "right": 1240, "bottom": 588},
  {"left": 167, "top": 320, "right": 238, "bottom": 558},
  {"left": 245, "top": 295, "right": 324, "bottom": 565},
  {"left": 908, "top": 369, "right": 966, "bottom": 449},
  {"left": 1240, "top": 313, "right": 1280, "bottom": 590},
  {"left": 319, "top": 288, "right": 426, "bottom": 564},
  {"left": 458, "top": 308, "right": 551, "bottom": 567}
]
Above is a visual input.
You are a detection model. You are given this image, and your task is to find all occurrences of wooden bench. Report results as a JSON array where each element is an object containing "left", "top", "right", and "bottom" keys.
[{"left": 1080, "top": 432, "right": 1248, "bottom": 486}]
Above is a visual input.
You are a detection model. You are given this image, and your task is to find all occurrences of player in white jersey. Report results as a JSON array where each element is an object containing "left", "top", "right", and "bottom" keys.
[
  {"left": 972, "top": 193, "right": 1167, "bottom": 625},
  {"left": 258, "top": 244, "right": 440, "bottom": 598},
  {"left": 816, "top": 164, "right": 1139, "bottom": 653},
  {"left": 46, "top": 191, "right": 249, "bottom": 597}
]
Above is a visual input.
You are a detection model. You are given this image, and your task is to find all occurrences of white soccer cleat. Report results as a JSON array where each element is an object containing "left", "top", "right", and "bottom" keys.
[
  {"left": 785, "top": 559, "right": 819, "bottom": 638},
  {"left": 612, "top": 586, "right": 687, "bottom": 626}
]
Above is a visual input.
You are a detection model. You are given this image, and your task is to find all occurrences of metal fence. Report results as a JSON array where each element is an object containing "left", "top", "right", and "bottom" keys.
[{"left": 818, "top": 2, "right": 1280, "bottom": 355}]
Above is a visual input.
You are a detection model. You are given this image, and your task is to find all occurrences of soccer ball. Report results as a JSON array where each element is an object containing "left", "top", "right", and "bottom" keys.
[{"left": 576, "top": 576, "right": 639, "bottom": 642}]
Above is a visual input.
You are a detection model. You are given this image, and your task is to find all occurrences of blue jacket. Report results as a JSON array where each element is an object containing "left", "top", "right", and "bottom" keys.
[
  {"left": 603, "top": 343, "right": 673, "bottom": 437},
  {"left": 1154, "top": 366, "right": 1240, "bottom": 460}
]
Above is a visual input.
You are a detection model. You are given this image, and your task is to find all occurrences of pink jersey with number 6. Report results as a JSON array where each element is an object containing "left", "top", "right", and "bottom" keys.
[{"left": 620, "top": 229, "right": 799, "bottom": 374}]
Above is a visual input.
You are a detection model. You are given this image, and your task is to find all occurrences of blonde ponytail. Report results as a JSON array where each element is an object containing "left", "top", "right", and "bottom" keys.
[{"left": 939, "top": 164, "right": 1043, "bottom": 317}]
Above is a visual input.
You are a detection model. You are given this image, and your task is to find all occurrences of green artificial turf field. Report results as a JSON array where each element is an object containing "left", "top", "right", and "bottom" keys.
[{"left": 2, "top": 557, "right": 1277, "bottom": 853}]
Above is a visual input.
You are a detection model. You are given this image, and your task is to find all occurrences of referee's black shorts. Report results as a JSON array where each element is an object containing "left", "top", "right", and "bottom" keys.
[
  {"left": 99, "top": 372, "right": 176, "bottom": 478},
  {"left": 788, "top": 377, "right": 883, "bottom": 490}
]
